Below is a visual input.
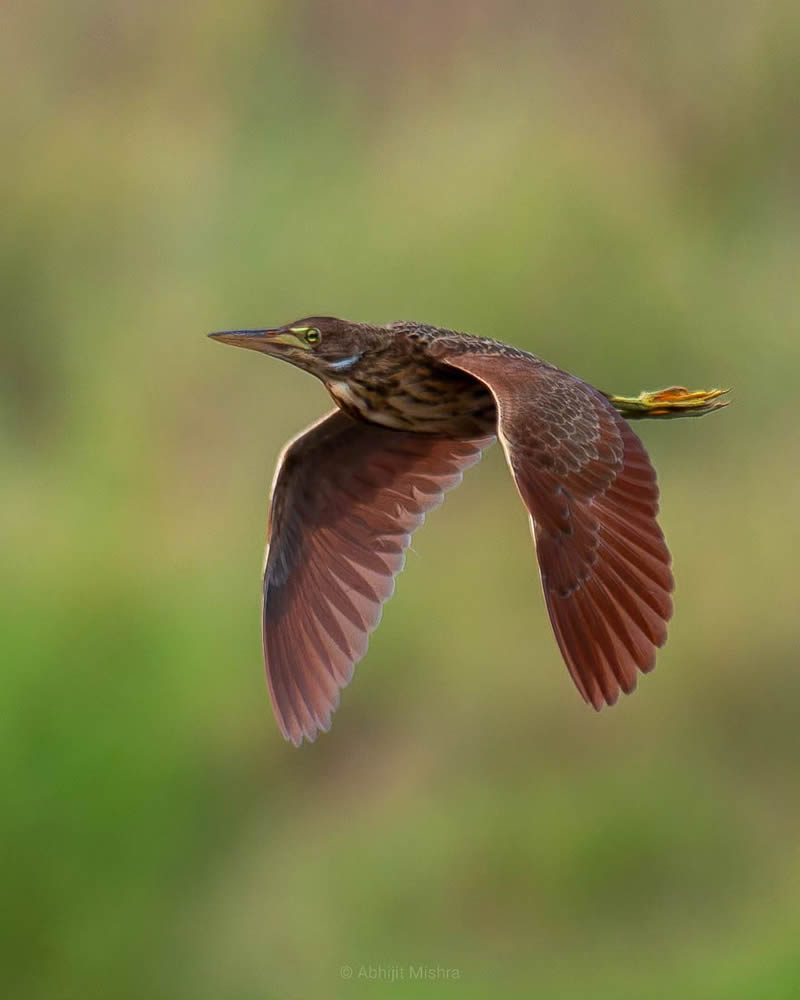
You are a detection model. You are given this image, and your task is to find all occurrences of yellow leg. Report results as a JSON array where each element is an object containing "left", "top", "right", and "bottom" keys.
[{"left": 606, "top": 386, "right": 731, "bottom": 419}]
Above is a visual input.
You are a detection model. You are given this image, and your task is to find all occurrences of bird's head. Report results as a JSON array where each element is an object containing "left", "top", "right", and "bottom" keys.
[{"left": 209, "top": 316, "right": 384, "bottom": 381}]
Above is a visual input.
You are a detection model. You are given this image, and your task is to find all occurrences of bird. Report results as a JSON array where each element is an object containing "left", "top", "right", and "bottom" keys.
[{"left": 209, "top": 317, "right": 728, "bottom": 746}]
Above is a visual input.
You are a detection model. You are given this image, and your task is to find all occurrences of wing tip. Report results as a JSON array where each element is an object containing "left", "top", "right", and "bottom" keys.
[
  {"left": 580, "top": 649, "right": 663, "bottom": 712},
  {"left": 278, "top": 714, "right": 331, "bottom": 747}
]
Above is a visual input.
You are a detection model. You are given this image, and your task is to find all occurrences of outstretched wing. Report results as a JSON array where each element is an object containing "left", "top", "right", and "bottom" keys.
[
  {"left": 263, "top": 409, "right": 493, "bottom": 745},
  {"left": 441, "top": 351, "right": 674, "bottom": 709}
]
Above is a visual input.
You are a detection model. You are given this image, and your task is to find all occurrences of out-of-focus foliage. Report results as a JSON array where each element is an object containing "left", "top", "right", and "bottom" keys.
[{"left": 2, "top": 2, "right": 799, "bottom": 997}]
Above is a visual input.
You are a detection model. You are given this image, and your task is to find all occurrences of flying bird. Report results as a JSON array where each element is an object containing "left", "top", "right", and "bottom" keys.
[{"left": 210, "top": 317, "right": 727, "bottom": 745}]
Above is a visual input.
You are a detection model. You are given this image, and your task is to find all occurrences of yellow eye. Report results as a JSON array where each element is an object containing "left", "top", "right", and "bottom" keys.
[{"left": 305, "top": 328, "right": 321, "bottom": 345}]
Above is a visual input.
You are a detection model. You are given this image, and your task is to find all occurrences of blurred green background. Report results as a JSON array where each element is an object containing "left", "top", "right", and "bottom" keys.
[{"left": 2, "top": 2, "right": 799, "bottom": 997}]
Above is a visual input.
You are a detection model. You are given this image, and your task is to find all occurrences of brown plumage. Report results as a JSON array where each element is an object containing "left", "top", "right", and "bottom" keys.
[{"left": 210, "top": 317, "right": 728, "bottom": 745}]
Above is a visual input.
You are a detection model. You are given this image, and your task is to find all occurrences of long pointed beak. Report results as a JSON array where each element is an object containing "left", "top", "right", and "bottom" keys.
[{"left": 208, "top": 328, "right": 281, "bottom": 350}]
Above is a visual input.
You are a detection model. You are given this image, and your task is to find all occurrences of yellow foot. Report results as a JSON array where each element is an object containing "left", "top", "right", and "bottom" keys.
[{"left": 607, "top": 386, "right": 731, "bottom": 419}]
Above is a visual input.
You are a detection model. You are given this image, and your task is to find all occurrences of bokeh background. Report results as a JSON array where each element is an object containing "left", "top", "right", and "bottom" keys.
[{"left": 3, "top": 2, "right": 799, "bottom": 997}]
